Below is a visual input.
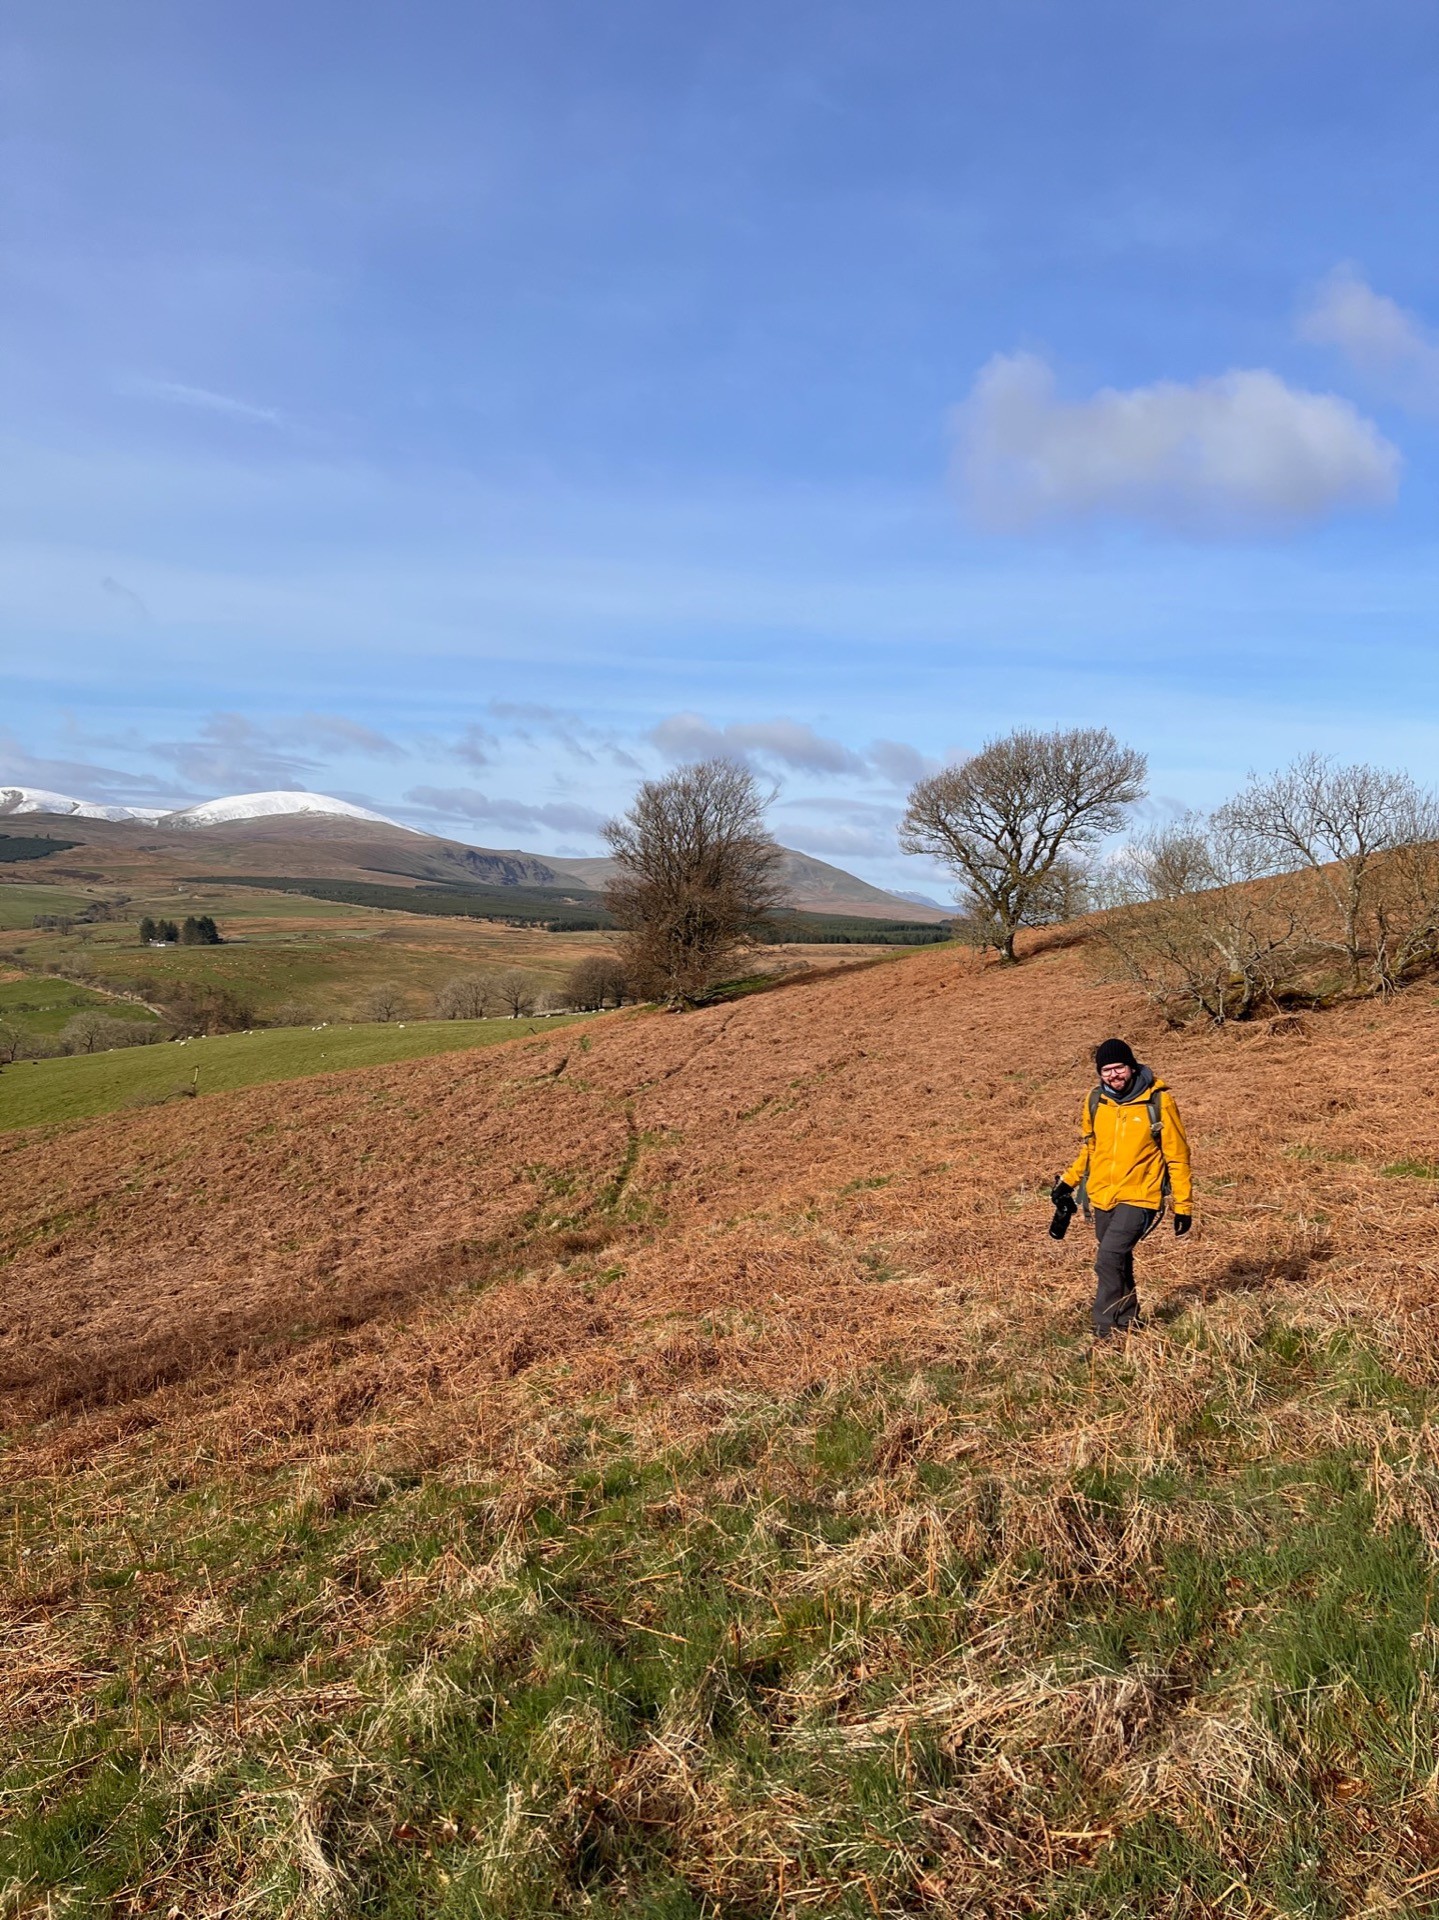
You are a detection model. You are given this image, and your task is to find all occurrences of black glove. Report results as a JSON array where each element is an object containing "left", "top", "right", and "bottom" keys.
[
  {"left": 1173, "top": 1214, "right": 1192, "bottom": 1238},
  {"left": 1048, "top": 1177, "right": 1077, "bottom": 1240}
]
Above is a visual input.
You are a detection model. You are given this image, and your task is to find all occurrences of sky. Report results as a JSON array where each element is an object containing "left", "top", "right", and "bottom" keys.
[{"left": 3, "top": 1, "right": 1439, "bottom": 897}]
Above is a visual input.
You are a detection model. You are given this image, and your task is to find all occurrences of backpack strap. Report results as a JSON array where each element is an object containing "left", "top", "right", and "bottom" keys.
[{"left": 1148, "top": 1089, "right": 1171, "bottom": 1207}]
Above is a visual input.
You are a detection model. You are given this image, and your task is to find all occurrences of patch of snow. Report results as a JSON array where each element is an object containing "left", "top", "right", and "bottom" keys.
[
  {"left": 159, "top": 790, "right": 411, "bottom": 830},
  {"left": 0, "top": 785, "right": 158, "bottom": 822}
]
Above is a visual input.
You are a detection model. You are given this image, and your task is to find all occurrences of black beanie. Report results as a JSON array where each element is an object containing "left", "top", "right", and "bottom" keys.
[{"left": 1095, "top": 1037, "right": 1139, "bottom": 1072}]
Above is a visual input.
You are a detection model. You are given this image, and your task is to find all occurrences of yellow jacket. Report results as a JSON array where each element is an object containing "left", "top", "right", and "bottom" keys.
[{"left": 1063, "top": 1075, "right": 1193, "bottom": 1214}]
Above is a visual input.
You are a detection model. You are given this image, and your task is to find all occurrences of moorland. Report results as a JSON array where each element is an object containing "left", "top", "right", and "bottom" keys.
[{"left": 6, "top": 917, "right": 1439, "bottom": 1917}]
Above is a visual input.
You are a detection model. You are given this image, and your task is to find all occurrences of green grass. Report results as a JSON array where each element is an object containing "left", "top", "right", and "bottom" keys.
[
  {"left": 2, "top": 878, "right": 616, "bottom": 1023},
  {"left": 0, "top": 882, "right": 93, "bottom": 929},
  {"left": 0, "top": 1013, "right": 593, "bottom": 1131},
  {"left": 0, "top": 976, "right": 159, "bottom": 1036},
  {"left": 6, "top": 1316, "right": 1439, "bottom": 1915}
]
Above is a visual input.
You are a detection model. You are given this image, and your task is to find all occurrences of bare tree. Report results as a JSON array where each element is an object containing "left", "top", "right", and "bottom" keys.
[
  {"left": 1096, "top": 814, "right": 1302, "bottom": 1023},
  {"left": 1218, "top": 754, "right": 1439, "bottom": 992},
  {"left": 362, "top": 982, "right": 406, "bottom": 1023},
  {"left": 1371, "top": 834, "right": 1439, "bottom": 992},
  {"left": 270, "top": 1001, "right": 317, "bottom": 1028},
  {"left": 0, "top": 1020, "right": 20, "bottom": 1068},
  {"left": 434, "top": 974, "right": 496, "bottom": 1020},
  {"left": 563, "top": 953, "right": 630, "bottom": 1011},
  {"left": 604, "top": 759, "right": 788, "bottom": 1007},
  {"left": 61, "top": 1010, "right": 110, "bottom": 1054},
  {"left": 492, "top": 968, "right": 540, "bottom": 1018},
  {"left": 899, "top": 727, "right": 1147, "bottom": 963},
  {"left": 59, "top": 1012, "right": 161, "bottom": 1054}
]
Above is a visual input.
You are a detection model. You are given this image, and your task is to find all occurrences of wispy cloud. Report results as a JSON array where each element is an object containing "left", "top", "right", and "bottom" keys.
[
  {"left": 868, "top": 738, "right": 940, "bottom": 786},
  {"left": 149, "top": 713, "right": 320, "bottom": 791},
  {"left": 648, "top": 714, "right": 937, "bottom": 787},
  {"left": 403, "top": 785, "right": 607, "bottom": 837},
  {"left": 292, "top": 712, "right": 405, "bottom": 760},
  {"left": 118, "top": 375, "right": 285, "bottom": 426},
  {"left": 954, "top": 350, "right": 1399, "bottom": 533},
  {"left": 650, "top": 713, "right": 868, "bottom": 776},
  {"left": 1300, "top": 266, "right": 1439, "bottom": 416},
  {"left": 454, "top": 724, "right": 499, "bottom": 769},
  {"left": 100, "top": 575, "right": 151, "bottom": 619},
  {"left": 485, "top": 700, "right": 641, "bottom": 769},
  {"left": 0, "top": 731, "right": 185, "bottom": 805}
]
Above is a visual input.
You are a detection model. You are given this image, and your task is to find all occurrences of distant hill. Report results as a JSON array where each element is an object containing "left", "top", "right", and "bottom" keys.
[
  {"left": 0, "top": 786, "right": 946, "bottom": 922},
  {"left": 544, "top": 847, "right": 948, "bottom": 924}
]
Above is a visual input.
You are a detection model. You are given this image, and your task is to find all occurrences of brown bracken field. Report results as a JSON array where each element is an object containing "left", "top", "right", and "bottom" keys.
[{"left": 7, "top": 935, "right": 1439, "bottom": 1917}]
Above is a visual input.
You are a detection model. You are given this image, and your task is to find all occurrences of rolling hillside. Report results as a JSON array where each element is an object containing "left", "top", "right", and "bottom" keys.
[
  {"left": 6, "top": 935, "right": 1439, "bottom": 1914},
  {"left": 0, "top": 789, "right": 946, "bottom": 921}
]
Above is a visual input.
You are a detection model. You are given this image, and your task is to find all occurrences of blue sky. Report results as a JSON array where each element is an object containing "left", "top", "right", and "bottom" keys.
[{"left": 4, "top": 0, "right": 1439, "bottom": 893}]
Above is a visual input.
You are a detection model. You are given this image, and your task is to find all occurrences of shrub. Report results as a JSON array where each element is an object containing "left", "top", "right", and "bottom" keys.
[{"left": 1096, "top": 815, "right": 1302, "bottom": 1024}]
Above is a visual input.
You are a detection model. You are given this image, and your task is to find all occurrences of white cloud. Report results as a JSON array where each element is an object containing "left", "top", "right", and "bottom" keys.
[
  {"left": 868, "top": 738, "right": 939, "bottom": 787},
  {"left": 650, "top": 713, "right": 867, "bottom": 776},
  {"left": 118, "top": 376, "right": 284, "bottom": 426},
  {"left": 293, "top": 712, "right": 404, "bottom": 759},
  {"left": 403, "top": 785, "right": 607, "bottom": 837},
  {"left": 453, "top": 724, "right": 498, "bottom": 769},
  {"left": 0, "top": 731, "right": 186, "bottom": 806},
  {"left": 955, "top": 350, "right": 1399, "bottom": 533},
  {"left": 150, "top": 712, "right": 319, "bottom": 790},
  {"left": 1300, "top": 266, "right": 1439, "bottom": 415}
]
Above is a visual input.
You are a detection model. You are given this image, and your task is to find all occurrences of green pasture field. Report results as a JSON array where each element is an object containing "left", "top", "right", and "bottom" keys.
[
  {"left": 0, "top": 976, "right": 160, "bottom": 1036},
  {"left": 0, "top": 882, "right": 94, "bottom": 929},
  {"left": 2, "top": 881, "right": 615, "bottom": 1021},
  {"left": 0, "top": 1012, "right": 593, "bottom": 1132}
]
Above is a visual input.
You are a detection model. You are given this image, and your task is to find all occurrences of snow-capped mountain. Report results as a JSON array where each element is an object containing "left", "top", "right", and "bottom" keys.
[
  {"left": 0, "top": 785, "right": 410, "bottom": 831},
  {"left": 161, "top": 790, "right": 409, "bottom": 830},
  {"left": 0, "top": 786, "right": 168, "bottom": 823}
]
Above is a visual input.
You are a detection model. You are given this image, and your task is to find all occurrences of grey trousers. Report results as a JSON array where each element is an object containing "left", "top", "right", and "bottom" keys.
[{"left": 1091, "top": 1204, "right": 1158, "bottom": 1336}]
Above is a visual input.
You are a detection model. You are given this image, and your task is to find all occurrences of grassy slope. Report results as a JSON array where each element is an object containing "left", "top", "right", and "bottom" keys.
[
  {"left": 0, "top": 882, "right": 93, "bottom": 929},
  {"left": 0, "top": 880, "right": 616, "bottom": 1021},
  {"left": 7, "top": 943, "right": 1439, "bottom": 1914},
  {"left": 0, "top": 1013, "right": 590, "bottom": 1131},
  {"left": 0, "top": 975, "right": 161, "bottom": 1036}
]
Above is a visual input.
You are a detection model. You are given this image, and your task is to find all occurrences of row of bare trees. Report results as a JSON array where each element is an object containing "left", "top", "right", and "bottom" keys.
[
  {"left": 1095, "top": 755, "right": 1439, "bottom": 1021},
  {"left": 894, "top": 722, "right": 1439, "bottom": 1021}
]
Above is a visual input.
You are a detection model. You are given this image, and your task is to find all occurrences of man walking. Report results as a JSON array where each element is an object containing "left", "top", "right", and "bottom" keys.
[{"left": 1050, "top": 1038, "right": 1193, "bottom": 1341}]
